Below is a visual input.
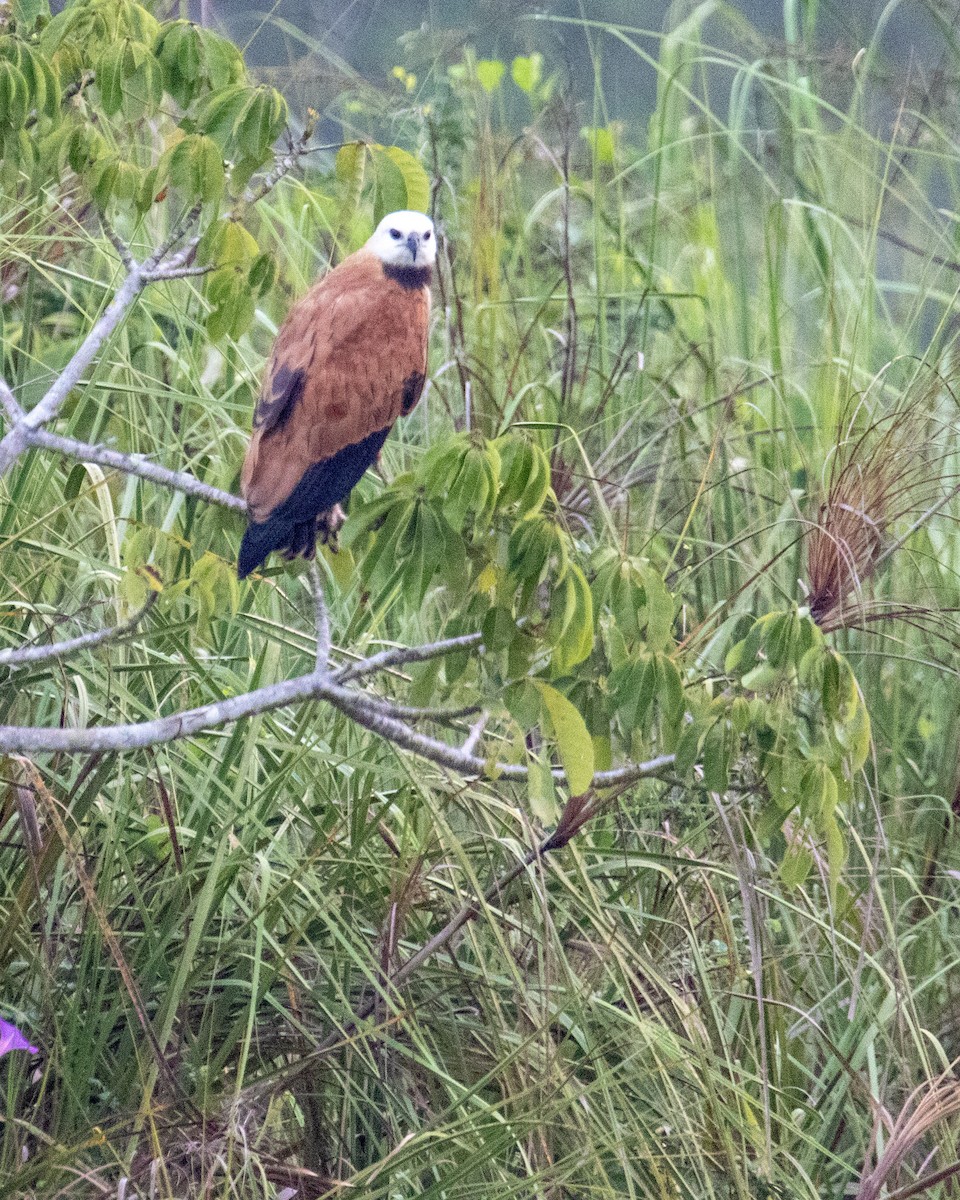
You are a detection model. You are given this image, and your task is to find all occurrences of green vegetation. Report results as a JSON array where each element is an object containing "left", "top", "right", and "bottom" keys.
[{"left": 2, "top": 0, "right": 960, "bottom": 1196}]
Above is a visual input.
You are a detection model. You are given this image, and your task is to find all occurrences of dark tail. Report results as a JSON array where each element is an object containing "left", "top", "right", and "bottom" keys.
[{"left": 238, "top": 518, "right": 291, "bottom": 579}]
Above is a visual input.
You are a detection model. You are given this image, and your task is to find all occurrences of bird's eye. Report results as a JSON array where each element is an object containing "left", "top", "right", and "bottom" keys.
[
  {"left": 423, "top": 231, "right": 432, "bottom": 240},
  {"left": 389, "top": 228, "right": 401, "bottom": 240}
]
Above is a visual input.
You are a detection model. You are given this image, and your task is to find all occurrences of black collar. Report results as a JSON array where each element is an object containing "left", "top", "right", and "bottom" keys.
[{"left": 382, "top": 263, "right": 432, "bottom": 290}]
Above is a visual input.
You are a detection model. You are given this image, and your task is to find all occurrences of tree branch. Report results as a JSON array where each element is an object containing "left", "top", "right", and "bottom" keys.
[
  {"left": 0, "top": 204, "right": 210, "bottom": 478},
  {"left": 0, "top": 261, "right": 147, "bottom": 475},
  {"left": 0, "top": 593, "right": 158, "bottom": 670},
  {"left": 19, "top": 426, "right": 246, "bottom": 512},
  {"left": 99, "top": 213, "right": 137, "bottom": 272},
  {"left": 0, "top": 378, "right": 24, "bottom": 427},
  {"left": 308, "top": 561, "right": 331, "bottom": 673},
  {"left": 333, "top": 631, "right": 484, "bottom": 684},
  {"left": 240, "top": 112, "right": 319, "bottom": 209},
  {"left": 0, "top": 644, "right": 674, "bottom": 792},
  {"left": 461, "top": 710, "right": 490, "bottom": 755},
  {"left": 141, "top": 262, "right": 212, "bottom": 282}
]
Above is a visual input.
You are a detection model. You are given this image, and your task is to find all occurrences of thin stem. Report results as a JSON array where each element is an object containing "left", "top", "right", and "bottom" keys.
[
  {"left": 21, "top": 427, "right": 246, "bottom": 512},
  {"left": 0, "top": 263, "right": 146, "bottom": 475},
  {"left": 308, "top": 561, "right": 331, "bottom": 673},
  {"left": 0, "top": 594, "right": 158, "bottom": 669}
]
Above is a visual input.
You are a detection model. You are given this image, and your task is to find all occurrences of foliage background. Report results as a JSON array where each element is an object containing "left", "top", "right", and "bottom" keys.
[{"left": 3, "top": 0, "right": 960, "bottom": 1197}]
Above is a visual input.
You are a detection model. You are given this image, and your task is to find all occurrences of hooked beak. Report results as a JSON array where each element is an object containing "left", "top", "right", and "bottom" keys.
[{"left": 406, "top": 233, "right": 419, "bottom": 262}]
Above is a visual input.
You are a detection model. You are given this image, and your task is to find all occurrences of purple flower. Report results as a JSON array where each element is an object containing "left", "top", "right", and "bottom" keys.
[{"left": 0, "top": 1018, "right": 38, "bottom": 1057}]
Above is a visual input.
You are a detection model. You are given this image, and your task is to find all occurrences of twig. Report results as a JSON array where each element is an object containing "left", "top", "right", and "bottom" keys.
[
  {"left": 142, "top": 263, "right": 212, "bottom": 282},
  {"left": 335, "top": 690, "right": 481, "bottom": 725},
  {"left": 0, "top": 644, "right": 674, "bottom": 791},
  {"left": 150, "top": 202, "right": 203, "bottom": 265},
  {"left": 461, "top": 711, "right": 490, "bottom": 756},
  {"left": 99, "top": 213, "right": 137, "bottom": 272},
  {"left": 333, "top": 631, "right": 484, "bottom": 684},
  {"left": 20, "top": 427, "right": 246, "bottom": 512},
  {"left": 308, "top": 561, "right": 330, "bottom": 673},
  {"left": 0, "top": 261, "right": 146, "bottom": 475},
  {"left": 0, "top": 378, "right": 24, "bottom": 426},
  {"left": 0, "top": 593, "right": 158, "bottom": 669},
  {"left": 240, "top": 111, "right": 319, "bottom": 210}
]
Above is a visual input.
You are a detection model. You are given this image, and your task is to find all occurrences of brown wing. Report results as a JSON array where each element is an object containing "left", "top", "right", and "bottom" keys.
[{"left": 241, "top": 250, "right": 430, "bottom": 524}]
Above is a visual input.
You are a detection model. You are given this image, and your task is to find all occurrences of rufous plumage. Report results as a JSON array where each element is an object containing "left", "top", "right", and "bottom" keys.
[{"left": 238, "top": 210, "right": 435, "bottom": 578}]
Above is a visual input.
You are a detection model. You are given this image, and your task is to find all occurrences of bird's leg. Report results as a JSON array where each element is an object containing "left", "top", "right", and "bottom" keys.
[{"left": 316, "top": 503, "right": 346, "bottom": 553}]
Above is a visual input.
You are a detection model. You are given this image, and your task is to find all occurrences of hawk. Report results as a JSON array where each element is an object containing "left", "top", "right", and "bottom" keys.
[{"left": 238, "top": 210, "right": 435, "bottom": 578}]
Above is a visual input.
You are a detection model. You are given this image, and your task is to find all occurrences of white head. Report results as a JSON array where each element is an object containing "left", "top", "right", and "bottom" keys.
[{"left": 366, "top": 210, "right": 436, "bottom": 269}]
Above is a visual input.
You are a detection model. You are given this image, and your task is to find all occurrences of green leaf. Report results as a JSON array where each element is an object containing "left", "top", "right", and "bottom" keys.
[
  {"left": 702, "top": 720, "right": 731, "bottom": 792},
  {"left": 476, "top": 59, "right": 505, "bottom": 93},
  {"left": 166, "top": 132, "right": 225, "bottom": 201},
  {"left": 527, "top": 750, "right": 559, "bottom": 825},
  {"left": 199, "top": 27, "right": 243, "bottom": 91},
  {"left": 511, "top": 53, "right": 542, "bottom": 95},
  {"left": 552, "top": 564, "right": 594, "bottom": 673},
  {"left": 248, "top": 252, "right": 276, "bottom": 295},
  {"left": 371, "top": 145, "right": 406, "bottom": 227},
  {"left": 95, "top": 41, "right": 128, "bottom": 116},
  {"left": 581, "top": 125, "right": 615, "bottom": 163},
  {"left": 640, "top": 566, "right": 673, "bottom": 650},
  {"left": 0, "top": 60, "right": 29, "bottom": 129},
  {"left": 13, "top": 0, "right": 49, "bottom": 29},
  {"left": 780, "top": 845, "right": 813, "bottom": 888},
  {"left": 236, "top": 85, "right": 287, "bottom": 161},
  {"left": 335, "top": 140, "right": 366, "bottom": 238},
  {"left": 823, "top": 814, "right": 846, "bottom": 903},
  {"left": 835, "top": 702, "right": 871, "bottom": 772},
  {"left": 383, "top": 145, "right": 430, "bottom": 214},
  {"left": 534, "top": 681, "right": 594, "bottom": 796}
]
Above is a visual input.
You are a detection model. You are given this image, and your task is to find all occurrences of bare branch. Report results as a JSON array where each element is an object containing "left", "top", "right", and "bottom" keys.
[
  {"left": 142, "top": 263, "right": 213, "bottom": 282},
  {"left": 22, "top": 426, "right": 246, "bottom": 512},
  {"left": 461, "top": 711, "right": 490, "bottom": 756},
  {"left": 0, "top": 262, "right": 146, "bottom": 475},
  {"left": 0, "top": 647, "right": 674, "bottom": 793},
  {"left": 0, "top": 378, "right": 24, "bottom": 427},
  {"left": 308, "top": 561, "right": 331, "bottom": 673},
  {"left": 0, "top": 209, "right": 209, "bottom": 476},
  {"left": 241, "top": 111, "right": 319, "bottom": 209},
  {"left": 334, "top": 631, "right": 484, "bottom": 684},
  {"left": 0, "top": 593, "right": 158, "bottom": 670},
  {"left": 336, "top": 689, "right": 481, "bottom": 725},
  {"left": 149, "top": 203, "right": 203, "bottom": 265},
  {"left": 99, "top": 213, "right": 137, "bottom": 272}
]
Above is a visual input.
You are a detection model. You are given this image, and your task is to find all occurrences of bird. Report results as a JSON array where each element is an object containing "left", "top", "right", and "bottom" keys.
[{"left": 237, "top": 210, "right": 436, "bottom": 579}]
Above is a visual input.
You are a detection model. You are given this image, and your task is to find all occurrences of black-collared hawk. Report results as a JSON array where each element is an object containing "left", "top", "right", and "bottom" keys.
[{"left": 237, "top": 210, "right": 435, "bottom": 578}]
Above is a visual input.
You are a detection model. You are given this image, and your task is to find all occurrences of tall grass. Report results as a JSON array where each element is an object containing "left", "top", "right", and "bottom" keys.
[{"left": 3, "top": 2, "right": 960, "bottom": 1197}]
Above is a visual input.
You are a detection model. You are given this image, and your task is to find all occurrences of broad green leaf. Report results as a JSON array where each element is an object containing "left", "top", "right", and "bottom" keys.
[
  {"left": 780, "top": 845, "right": 813, "bottom": 888},
  {"left": 823, "top": 814, "right": 846, "bottom": 903},
  {"left": 511, "top": 53, "right": 542, "bottom": 95},
  {"left": 476, "top": 59, "right": 505, "bottom": 92},
  {"left": 383, "top": 145, "right": 430, "bottom": 214},
  {"left": 702, "top": 720, "right": 730, "bottom": 792},
  {"left": 640, "top": 566, "right": 673, "bottom": 650},
  {"left": 527, "top": 751, "right": 559, "bottom": 825},
  {"left": 13, "top": 0, "right": 48, "bottom": 28},
  {"left": 534, "top": 680, "right": 594, "bottom": 796},
  {"left": 372, "top": 146, "right": 407, "bottom": 228},
  {"left": 581, "top": 125, "right": 615, "bottom": 163}
]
